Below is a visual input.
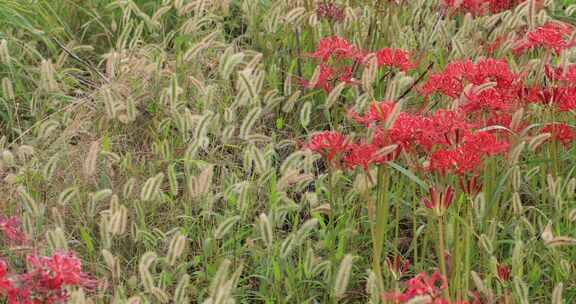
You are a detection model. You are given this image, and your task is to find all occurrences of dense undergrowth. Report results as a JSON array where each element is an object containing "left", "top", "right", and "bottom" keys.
[{"left": 0, "top": 0, "right": 575, "bottom": 303}]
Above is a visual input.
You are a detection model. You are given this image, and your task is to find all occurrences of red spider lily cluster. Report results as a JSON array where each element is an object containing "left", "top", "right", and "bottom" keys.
[
  {"left": 306, "top": 101, "right": 511, "bottom": 177},
  {"left": 0, "top": 216, "right": 27, "bottom": 245},
  {"left": 301, "top": 36, "right": 416, "bottom": 92},
  {"left": 513, "top": 22, "right": 576, "bottom": 55},
  {"left": 0, "top": 252, "right": 95, "bottom": 304},
  {"left": 304, "top": 24, "right": 576, "bottom": 218},
  {"left": 0, "top": 216, "right": 95, "bottom": 303},
  {"left": 443, "top": 0, "right": 534, "bottom": 16},
  {"left": 383, "top": 271, "right": 479, "bottom": 304}
]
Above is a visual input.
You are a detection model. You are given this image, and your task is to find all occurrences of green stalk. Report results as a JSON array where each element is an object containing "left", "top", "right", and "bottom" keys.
[
  {"left": 411, "top": 181, "right": 418, "bottom": 268},
  {"left": 437, "top": 215, "right": 451, "bottom": 301},
  {"left": 372, "top": 165, "right": 390, "bottom": 291},
  {"left": 463, "top": 198, "right": 473, "bottom": 299}
]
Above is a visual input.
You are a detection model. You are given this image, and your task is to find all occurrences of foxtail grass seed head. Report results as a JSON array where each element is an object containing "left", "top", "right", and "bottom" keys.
[
  {"left": 139, "top": 252, "right": 157, "bottom": 292},
  {"left": 512, "top": 192, "right": 523, "bottom": 215},
  {"left": 333, "top": 254, "right": 354, "bottom": 299},
  {"left": 214, "top": 215, "right": 240, "bottom": 240},
  {"left": 167, "top": 232, "right": 187, "bottom": 266},
  {"left": 84, "top": 141, "right": 101, "bottom": 178},
  {"left": 123, "top": 177, "right": 136, "bottom": 198},
  {"left": 109, "top": 205, "right": 128, "bottom": 235},
  {"left": 102, "top": 249, "right": 120, "bottom": 279},
  {"left": 47, "top": 227, "right": 68, "bottom": 251},
  {"left": 567, "top": 178, "right": 576, "bottom": 199},
  {"left": 511, "top": 166, "right": 522, "bottom": 191},
  {"left": 40, "top": 59, "right": 58, "bottom": 92},
  {"left": 300, "top": 101, "right": 312, "bottom": 128},
  {"left": 2, "top": 149, "right": 15, "bottom": 167},
  {"left": 168, "top": 163, "right": 179, "bottom": 197},
  {"left": 151, "top": 287, "right": 170, "bottom": 303},
  {"left": 18, "top": 186, "right": 41, "bottom": 218},
  {"left": 92, "top": 189, "right": 113, "bottom": 203},
  {"left": 527, "top": 124, "right": 550, "bottom": 143},
  {"left": 209, "top": 259, "right": 231, "bottom": 297},
  {"left": 240, "top": 106, "right": 262, "bottom": 139},
  {"left": 174, "top": 274, "right": 191, "bottom": 303},
  {"left": 513, "top": 277, "right": 530, "bottom": 304},
  {"left": 0, "top": 39, "right": 9, "bottom": 64},
  {"left": 282, "top": 90, "right": 301, "bottom": 113},
  {"left": 552, "top": 282, "right": 563, "bottom": 304},
  {"left": 140, "top": 173, "right": 165, "bottom": 202},
  {"left": 37, "top": 119, "right": 59, "bottom": 141},
  {"left": 326, "top": 82, "right": 347, "bottom": 109},
  {"left": 42, "top": 154, "right": 59, "bottom": 180},
  {"left": 509, "top": 141, "right": 525, "bottom": 165},
  {"left": 258, "top": 213, "right": 273, "bottom": 248},
  {"left": 471, "top": 271, "right": 494, "bottom": 302},
  {"left": 1, "top": 78, "right": 14, "bottom": 100}
]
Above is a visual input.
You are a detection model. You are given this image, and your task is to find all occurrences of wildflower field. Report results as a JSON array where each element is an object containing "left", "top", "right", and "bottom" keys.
[{"left": 1, "top": 0, "right": 576, "bottom": 303}]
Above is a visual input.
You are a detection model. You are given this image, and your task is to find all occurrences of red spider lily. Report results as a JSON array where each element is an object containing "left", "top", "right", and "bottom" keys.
[
  {"left": 421, "top": 58, "right": 519, "bottom": 100},
  {"left": 0, "top": 216, "right": 27, "bottom": 245},
  {"left": 308, "top": 36, "right": 363, "bottom": 63},
  {"left": 300, "top": 64, "right": 334, "bottom": 92},
  {"left": 458, "top": 175, "right": 483, "bottom": 198},
  {"left": 348, "top": 101, "right": 396, "bottom": 127},
  {"left": 421, "top": 61, "right": 468, "bottom": 98},
  {"left": 305, "top": 131, "right": 350, "bottom": 163},
  {"left": 383, "top": 271, "right": 448, "bottom": 303},
  {"left": 422, "top": 186, "right": 455, "bottom": 216},
  {"left": 513, "top": 21, "right": 576, "bottom": 55},
  {"left": 541, "top": 123, "right": 576, "bottom": 147},
  {"left": 480, "top": 112, "right": 527, "bottom": 134},
  {"left": 426, "top": 110, "right": 473, "bottom": 147},
  {"left": 0, "top": 252, "right": 95, "bottom": 304},
  {"left": 386, "top": 256, "right": 411, "bottom": 280},
  {"left": 545, "top": 64, "right": 576, "bottom": 84},
  {"left": 461, "top": 87, "right": 516, "bottom": 114},
  {"left": 388, "top": 113, "right": 429, "bottom": 151},
  {"left": 463, "top": 131, "right": 510, "bottom": 155},
  {"left": 444, "top": 0, "right": 527, "bottom": 16},
  {"left": 316, "top": 1, "right": 344, "bottom": 23},
  {"left": 343, "top": 143, "right": 398, "bottom": 171},
  {"left": 428, "top": 131, "right": 508, "bottom": 175},
  {"left": 485, "top": 36, "right": 505, "bottom": 54},
  {"left": 523, "top": 86, "right": 576, "bottom": 112},
  {"left": 429, "top": 147, "right": 483, "bottom": 175},
  {"left": 367, "top": 48, "right": 417, "bottom": 72},
  {"left": 0, "top": 260, "right": 13, "bottom": 294},
  {"left": 496, "top": 263, "right": 511, "bottom": 283}
]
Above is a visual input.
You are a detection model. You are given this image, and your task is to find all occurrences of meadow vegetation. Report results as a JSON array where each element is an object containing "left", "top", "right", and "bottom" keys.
[{"left": 0, "top": 0, "right": 575, "bottom": 303}]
